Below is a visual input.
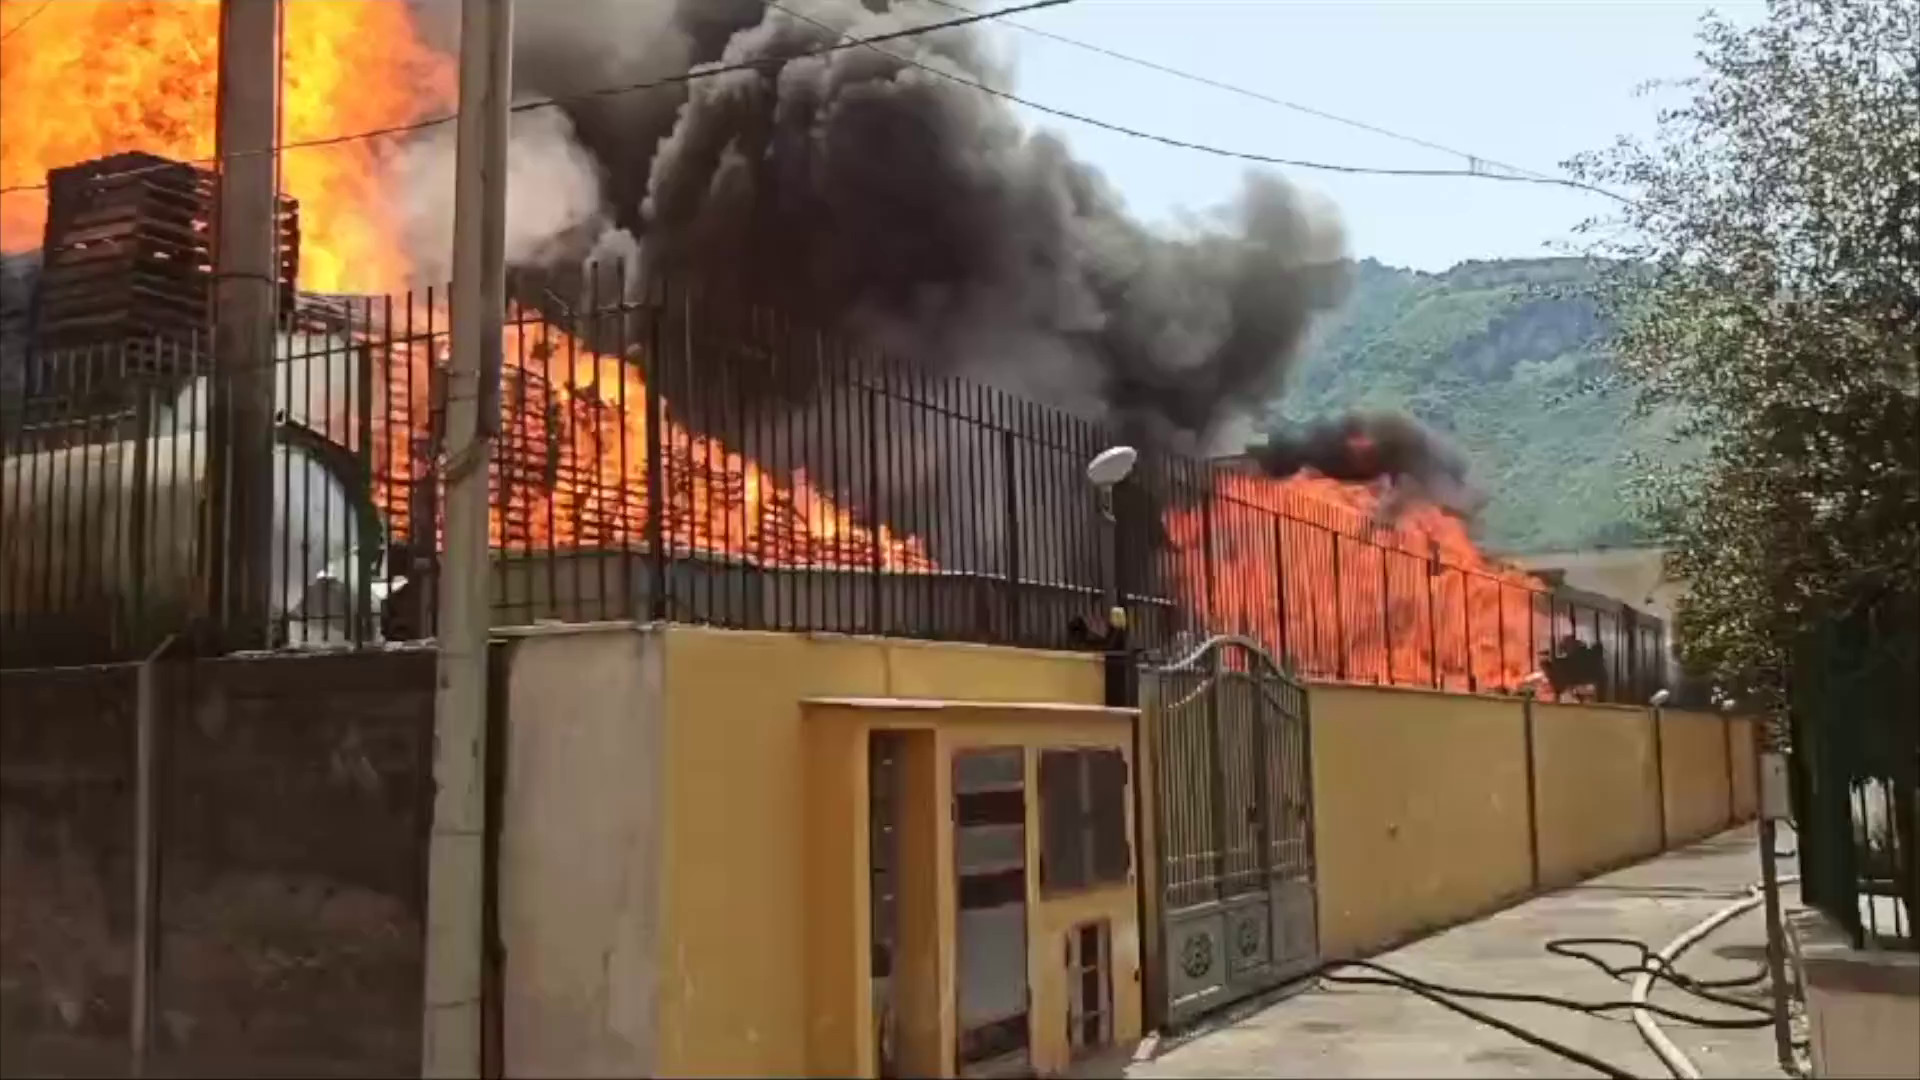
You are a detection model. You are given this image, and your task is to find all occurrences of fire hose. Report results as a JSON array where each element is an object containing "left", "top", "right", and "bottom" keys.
[
  {"left": 1281, "top": 878, "right": 1796, "bottom": 1080},
  {"left": 1626, "top": 874, "right": 1800, "bottom": 1080}
]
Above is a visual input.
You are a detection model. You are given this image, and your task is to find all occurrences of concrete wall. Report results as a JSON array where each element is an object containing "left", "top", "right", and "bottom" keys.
[
  {"left": 1728, "top": 715, "right": 1759, "bottom": 820},
  {"left": 1660, "top": 709, "right": 1733, "bottom": 844},
  {"left": 802, "top": 700, "right": 1142, "bottom": 1080},
  {"left": 1309, "top": 685, "right": 1534, "bottom": 959},
  {"left": 494, "top": 623, "right": 1105, "bottom": 1079},
  {"left": 490, "top": 623, "right": 1753, "bottom": 1074},
  {"left": 657, "top": 627, "right": 1102, "bottom": 1078},
  {"left": 1310, "top": 687, "right": 1748, "bottom": 962},
  {"left": 1530, "top": 701, "right": 1663, "bottom": 888},
  {"left": 0, "top": 664, "right": 139, "bottom": 1078},
  {"left": 0, "top": 650, "right": 436, "bottom": 1078},
  {"left": 495, "top": 626, "right": 663, "bottom": 1078},
  {"left": 1790, "top": 908, "right": 1920, "bottom": 1079}
]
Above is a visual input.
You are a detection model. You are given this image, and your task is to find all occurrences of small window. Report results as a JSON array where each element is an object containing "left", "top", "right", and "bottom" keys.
[
  {"left": 1066, "top": 920, "right": 1114, "bottom": 1057},
  {"left": 1039, "top": 748, "right": 1131, "bottom": 894}
]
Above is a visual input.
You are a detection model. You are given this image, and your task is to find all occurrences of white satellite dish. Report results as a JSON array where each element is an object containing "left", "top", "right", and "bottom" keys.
[{"left": 1086, "top": 445, "right": 1138, "bottom": 488}]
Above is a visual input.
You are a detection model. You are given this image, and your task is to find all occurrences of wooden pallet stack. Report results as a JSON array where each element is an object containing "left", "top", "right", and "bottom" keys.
[{"left": 31, "top": 151, "right": 300, "bottom": 398}]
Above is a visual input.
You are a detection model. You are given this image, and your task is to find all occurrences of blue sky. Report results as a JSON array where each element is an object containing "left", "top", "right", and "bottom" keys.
[{"left": 974, "top": 0, "right": 1762, "bottom": 271}]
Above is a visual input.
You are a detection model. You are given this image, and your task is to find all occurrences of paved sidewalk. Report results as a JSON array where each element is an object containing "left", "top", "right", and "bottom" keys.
[{"left": 1129, "top": 826, "right": 1799, "bottom": 1079}]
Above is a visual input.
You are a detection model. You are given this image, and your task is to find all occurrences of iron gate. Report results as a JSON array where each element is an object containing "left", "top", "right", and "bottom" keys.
[{"left": 1141, "top": 635, "right": 1318, "bottom": 1029}]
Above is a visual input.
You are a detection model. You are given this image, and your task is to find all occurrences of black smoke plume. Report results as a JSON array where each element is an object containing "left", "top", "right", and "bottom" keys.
[
  {"left": 407, "top": 0, "right": 1491, "bottom": 583},
  {"left": 1247, "top": 411, "right": 1488, "bottom": 521},
  {"left": 422, "top": 2, "right": 1486, "bottom": 581},
  {"left": 413, "top": 0, "right": 1349, "bottom": 454}
]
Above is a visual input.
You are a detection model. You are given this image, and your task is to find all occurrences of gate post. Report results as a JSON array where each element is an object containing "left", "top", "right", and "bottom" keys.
[
  {"left": 1135, "top": 669, "right": 1168, "bottom": 1034},
  {"left": 1521, "top": 689, "right": 1541, "bottom": 891}
]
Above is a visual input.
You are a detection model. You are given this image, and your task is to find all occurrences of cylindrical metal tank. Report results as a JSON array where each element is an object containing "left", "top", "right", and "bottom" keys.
[{"left": 0, "top": 425, "right": 379, "bottom": 652}]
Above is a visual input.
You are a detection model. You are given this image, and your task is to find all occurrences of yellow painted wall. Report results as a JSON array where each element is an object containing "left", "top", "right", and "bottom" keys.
[
  {"left": 798, "top": 701, "right": 1141, "bottom": 1079},
  {"left": 891, "top": 732, "right": 946, "bottom": 1078},
  {"left": 801, "top": 705, "right": 869, "bottom": 1078},
  {"left": 1729, "top": 716, "right": 1759, "bottom": 821},
  {"left": 1308, "top": 684, "right": 1534, "bottom": 958},
  {"left": 654, "top": 627, "right": 1106, "bottom": 1078},
  {"left": 1530, "top": 702, "right": 1662, "bottom": 888},
  {"left": 498, "top": 621, "right": 1763, "bottom": 1078},
  {"left": 496, "top": 626, "right": 664, "bottom": 1077},
  {"left": 1661, "top": 709, "right": 1734, "bottom": 843}
]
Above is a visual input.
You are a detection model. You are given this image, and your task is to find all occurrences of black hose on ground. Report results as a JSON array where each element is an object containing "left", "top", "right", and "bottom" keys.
[{"left": 1289, "top": 934, "right": 1775, "bottom": 1079}]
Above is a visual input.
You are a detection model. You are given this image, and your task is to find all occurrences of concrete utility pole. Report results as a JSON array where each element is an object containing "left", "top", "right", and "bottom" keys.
[
  {"left": 207, "top": 0, "right": 283, "bottom": 646},
  {"left": 421, "top": 0, "right": 511, "bottom": 1075}
]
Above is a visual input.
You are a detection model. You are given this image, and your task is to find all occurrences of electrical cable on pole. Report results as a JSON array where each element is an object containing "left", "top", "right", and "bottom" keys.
[
  {"left": 0, "top": 0, "right": 1077, "bottom": 196},
  {"left": 918, "top": 0, "right": 1609, "bottom": 194},
  {"left": 763, "top": 0, "right": 1633, "bottom": 202},
  {"left": 0, "top": 0, "right": 1640, "bottom": 207}
]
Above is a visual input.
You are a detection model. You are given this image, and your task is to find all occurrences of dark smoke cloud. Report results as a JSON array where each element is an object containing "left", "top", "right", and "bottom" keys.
[
  {"left": 402, "top": 0, "right": 1481, "bottom": 552},
  {"left": 411, "top": 0, "right": 1350, "bottom": 451},
  {"left": 630, "top": 0, "right": 1349, "bottom": 450},
  {"left": 1248, "top": 411, "right": 1489, "bottom": 520}
]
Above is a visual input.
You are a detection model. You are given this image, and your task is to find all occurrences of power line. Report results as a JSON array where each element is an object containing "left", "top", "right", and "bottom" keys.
[
  {"left": 920, "top": 0, "right": 1581, "bottom": 187},
  {"left": 0, "top": 0, "right": 51, "bottom": 43},
  {"left": 1, "top": 0, "right": 1633, "bottom": 207},
  {"left": 767, "top": 0, "right": 1632, "bottom": 202},
  {"left": 0, "top": 0, "right": 1078, "bottom": 197}
]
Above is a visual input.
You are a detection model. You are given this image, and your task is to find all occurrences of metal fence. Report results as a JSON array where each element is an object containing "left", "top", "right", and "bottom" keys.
[
  {"left": 1790, "top": 596, "right": 1918, "bottom": 949},
  {"left": 0, "top": 280, "right": 1667, "bottom": 702}
]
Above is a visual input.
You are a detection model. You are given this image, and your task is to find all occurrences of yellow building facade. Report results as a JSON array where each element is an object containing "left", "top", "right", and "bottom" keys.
[
  {"left": 494, "top": 622, "right": 1140, "bottom": 1079},
  {"left": 490, "top": 621, "right": 1755, "bottom": 1077}
]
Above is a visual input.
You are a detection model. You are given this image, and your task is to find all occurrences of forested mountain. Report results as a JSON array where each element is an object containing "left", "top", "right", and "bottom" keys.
[{"left": 1270, "top": 256, "right": 1681, "bottom": 553}]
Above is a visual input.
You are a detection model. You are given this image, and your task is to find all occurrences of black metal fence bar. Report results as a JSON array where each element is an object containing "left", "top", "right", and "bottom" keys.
[
  {"left": 0, "top": 281, "right": 1669, "bottom": 703},
  {"left": 1790, "top": 598, "right": 1917, "bottom": 952}
]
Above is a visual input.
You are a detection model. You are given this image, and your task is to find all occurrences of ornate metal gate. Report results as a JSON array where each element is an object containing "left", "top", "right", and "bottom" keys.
[{"left": 1141, "top": 636, "right": 1318, "bottom": 1030}]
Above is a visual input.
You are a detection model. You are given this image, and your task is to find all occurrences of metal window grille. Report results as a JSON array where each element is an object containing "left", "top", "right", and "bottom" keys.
[
  {"left": 1066, "top": 919, "right": 1113, "bottom": 1057},
  {"left": 1039, "top": 748, "right": 1130, "bottom": 894}
]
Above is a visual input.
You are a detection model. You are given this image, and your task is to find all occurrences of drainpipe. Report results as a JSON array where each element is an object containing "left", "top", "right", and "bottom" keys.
[{"left": 422, "top": 1, "right": 511, "bottom": 1076}]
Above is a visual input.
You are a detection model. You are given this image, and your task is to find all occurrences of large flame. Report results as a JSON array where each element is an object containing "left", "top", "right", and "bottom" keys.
[
  {"left": 1164, "top": 469, "right": 1550, "bottom": 694},
  {"left": 2, "top": 0, "right": 1569, "bottom": 665},
  {"left": 0, "top": 0, "right": 452, "bottom": 292},
  {"left": 1, "top": 0, "right": 928, "bottom": 574},
  {"left": 370, "top": 309, "right": 937, "bottom": 572}
]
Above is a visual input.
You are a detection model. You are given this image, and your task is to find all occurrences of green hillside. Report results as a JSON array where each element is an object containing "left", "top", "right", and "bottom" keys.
[{"left": 1268, "top": 256, "right": 1677, "bottom": 554}]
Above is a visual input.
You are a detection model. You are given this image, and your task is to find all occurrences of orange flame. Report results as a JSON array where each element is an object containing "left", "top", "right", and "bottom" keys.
[
  {"left": 1164, "top": 469, "right": 1548, "bottom": 694},
  {"left": 371, "top": 309, "right": 937, "bottom": 572},
  {"left": 0, "top": 0, "right": 452, "bottom": 292},
  {"left": 1, "top": 0, "right": 927, "bottom": 573}
]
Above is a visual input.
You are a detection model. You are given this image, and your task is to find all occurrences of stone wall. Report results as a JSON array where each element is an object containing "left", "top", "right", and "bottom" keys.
[{"left": 0, "top": 648, "right": 437, "bottom": 1077}]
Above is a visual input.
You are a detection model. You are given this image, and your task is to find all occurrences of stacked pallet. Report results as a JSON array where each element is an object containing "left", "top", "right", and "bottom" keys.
[{"left": 32, "top": 151, "right": 299, "bottom": 383}]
